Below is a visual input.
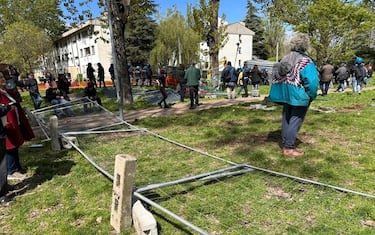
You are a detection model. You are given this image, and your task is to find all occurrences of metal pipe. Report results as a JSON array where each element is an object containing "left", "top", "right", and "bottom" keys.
[
  {"left": 134, "top": 192, "right": 209, "bottom": 235},
  {"left": 136, "top": 164, "right": 249, "bottom": 192},
  {"left": 63, "top": 128, "right": 146, "bottom": 136}
]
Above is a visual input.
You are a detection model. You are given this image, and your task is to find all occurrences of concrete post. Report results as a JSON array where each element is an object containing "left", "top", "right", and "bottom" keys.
[
  {"left": 49, "top": 115, "right": 60, "bottom": 151},
  {"left": 111, "top": 154, "right": 137, "bottom": 233}
]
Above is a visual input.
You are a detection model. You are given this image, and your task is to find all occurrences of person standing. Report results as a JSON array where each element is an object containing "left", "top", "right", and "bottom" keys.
[
  {"left": 24, "top": 72, "right": 43, "bottom": 110},
  {"left": 156, "top": 68, "right": 170, "bottom": 109},
  {"left": 184, "top": 62, "right": 201, "bottom": 109},
  {"left": 268, "top": 33, "right": 319, "bottom": 157},
  {"left": 86, "top": 63, "right": 97, "bottom": 88},
  {"left": 176, "top": 64, "right": 187, "bottom": 102},
  {"left": 109, "top": 64, "right": 115, "bottom": 87},
  {"left": 319, "top": 62, "right": 335, "bottom": 96},
  {"left": 0, "top": 72, "right": 12, "bottom": 202},
  {"left": 353, "top": 57, "right": 367, "bottom": 95},
  {"left": 249, "top": 65, "right": 262, "bottom": 97},
  {"left": 0, "top": 72, "right": 35, "bottom": 180},
  {"left": 97, "top": 63, "right": 106, "bottom": 88},
  {"left": 335, "top": 63, "right": 349, "bottom": 92},
  {"left": 221, "top": 61, "right": 237, "bottom": 100},
  {"left": 241, "top": 62, "right": 250, "bottom": 97}
]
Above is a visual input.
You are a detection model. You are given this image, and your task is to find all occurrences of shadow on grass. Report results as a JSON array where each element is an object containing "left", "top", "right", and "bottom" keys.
[{"left": 7, "top": 147, "right": 75, "bottom": 200}]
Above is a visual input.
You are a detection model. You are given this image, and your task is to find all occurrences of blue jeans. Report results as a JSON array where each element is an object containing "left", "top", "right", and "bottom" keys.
[
  {"left": 51, "top": 98, "right": 74, "bottom": 117},
  {"left": 30, "top": 92, "right": 43, "bottom": 110},
  {"left": 282, "top": 104, "right": 308, "bottom": 149}
]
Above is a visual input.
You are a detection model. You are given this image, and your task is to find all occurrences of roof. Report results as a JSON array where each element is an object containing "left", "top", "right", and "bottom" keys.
[
  {"left": 226, "top": 22, "right": 255, "bottom": 36},
  {"left": 61, "top": 18, "right": 102, "bottom": 38}
]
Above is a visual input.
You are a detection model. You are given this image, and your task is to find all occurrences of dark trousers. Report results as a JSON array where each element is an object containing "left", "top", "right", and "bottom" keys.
[
  {"left": 179, "top": 83, "right": 187, "bottom": 102},
  {"left": 6, "top": 147, "right": 20, "bottom": 175},
  {"left": 158, "top": 87, "right": 168, "bottom": 107},
  {"left": 282, "top": 104, "right": 308, "bottom": 149},
  {"left": 30, "top": 93, "right": 43, "bottom": 110},
  {"left": 89, "top": 78, "right": 97, "bottom": 87},
  {"left": 189, "top": 85, "right": 199, "bottom": 107},
  {"left": 0, "top": 138, "right": 7, "bottom": 196}
]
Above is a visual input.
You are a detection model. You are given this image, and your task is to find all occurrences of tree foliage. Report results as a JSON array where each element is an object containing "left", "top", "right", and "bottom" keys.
[
  {"left": 188, "top": 0, "right": 226, "bottom": 77},
  {"left": 125, "top": 9, "right": 157, "bottom": 66},
  {"left": 253, "top": 0, "right": 373, "bottom": 64},
  {"left": 244, "top": 0, "right": 269, "bottom": 60},
  {"left": 0, "top": 21, "right": 52, "bottom": 72},
  {"left": 263, "top": 16, "right": 285, "bottom": 61},
  {"left": 0, "top": 0, "right": 66, "bottom": 40},
  {"left": 150, "top": 8, "right": 201, "bottom": 67}
]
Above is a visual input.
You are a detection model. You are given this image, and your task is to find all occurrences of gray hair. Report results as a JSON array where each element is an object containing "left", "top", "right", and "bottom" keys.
[{"left": 290, "top": 33, "right": 310, "bottom": 52}]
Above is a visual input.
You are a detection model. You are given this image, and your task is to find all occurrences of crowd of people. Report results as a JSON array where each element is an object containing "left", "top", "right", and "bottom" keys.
[{"left": 317, "top": 58, "right": 373, "bottom": 96}]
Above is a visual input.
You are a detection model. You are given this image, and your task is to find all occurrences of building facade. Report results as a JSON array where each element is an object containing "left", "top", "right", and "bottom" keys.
[
  {"left": 200, "top": 21, "right": 255, "bottom": 72},
  {"left": 53, "top": 19, "right": 112, "bottom": 82}
]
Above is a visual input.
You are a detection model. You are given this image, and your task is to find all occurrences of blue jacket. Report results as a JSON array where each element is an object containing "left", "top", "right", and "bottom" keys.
[
  {"left": 221, "top": 65, "right": 237, "bottom": 83},
  {"left": 268, "top": 51, "right": 319, "bottom": 107}
]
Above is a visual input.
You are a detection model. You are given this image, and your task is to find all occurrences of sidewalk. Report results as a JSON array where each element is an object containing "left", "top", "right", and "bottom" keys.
[{"left": 121, "top": 95, "right": 267, "bottom": 122}]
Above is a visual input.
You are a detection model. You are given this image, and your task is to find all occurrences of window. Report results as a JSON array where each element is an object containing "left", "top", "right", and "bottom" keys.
[
  {"left": 84, "top": 47, "right": 91, "bottom": 56},
  {"left": 91, "top": 46, "right": 95, "bottom": 55}
]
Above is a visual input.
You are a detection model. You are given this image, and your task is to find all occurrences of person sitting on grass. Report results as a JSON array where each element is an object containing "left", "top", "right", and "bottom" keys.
[
  {"left": 83, "top": 81, "right": 102, "bottom": 107},
  {"left": 45, "top": 80, "right": 74, "bottom": 118}
]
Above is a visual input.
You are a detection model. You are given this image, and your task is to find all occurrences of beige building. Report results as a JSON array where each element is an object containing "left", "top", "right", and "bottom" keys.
[
  {"left": 200, "top": 21, "right": 255, "bottom": 72},
  {"left": 53, "top": 19, "right": 113, "bottom": 82}
]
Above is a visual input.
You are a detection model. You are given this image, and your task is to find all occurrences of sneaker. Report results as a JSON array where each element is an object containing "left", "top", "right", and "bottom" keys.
[
  {"left": 282, "top": 148, "right": 304, "bottom": 157},
  {"left": 7, "top": 172, "right": 26, "bottom": 181},
  {"left": 0, "top": 196, "right": 11, "bottom": 204}
]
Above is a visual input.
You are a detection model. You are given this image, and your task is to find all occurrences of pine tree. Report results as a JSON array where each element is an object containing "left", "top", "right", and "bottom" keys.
[
  {"left": 125, "top": 13, "right": 157, "bottom": 66},
  {"left": 244, "top": 0, "right": 268, "bottom": 60}
]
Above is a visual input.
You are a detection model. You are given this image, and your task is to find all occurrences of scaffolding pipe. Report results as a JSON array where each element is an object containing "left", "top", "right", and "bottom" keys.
[
  {"left": 136, "top": 164, "right": 250, "bottom": 192},
  {"left": 63, "top": 128, "right": 146, "bottom": 136},
  {"left": 134, "top": 192, "right": 209, "bottom": 235}
]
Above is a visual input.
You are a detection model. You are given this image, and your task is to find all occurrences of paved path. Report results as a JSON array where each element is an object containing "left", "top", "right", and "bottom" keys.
[{"left": 121, "top": 95, "right": 267, "bottom": 122}]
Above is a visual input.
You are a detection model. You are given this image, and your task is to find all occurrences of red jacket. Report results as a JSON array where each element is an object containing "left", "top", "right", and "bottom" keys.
[{"left": 0, "top": 89, "right": 34, "bottom": 150}]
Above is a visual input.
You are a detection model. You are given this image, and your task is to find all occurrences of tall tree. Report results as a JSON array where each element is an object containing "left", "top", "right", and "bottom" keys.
[
  {"left": 125, "top": 7, "right": 157, "bottom": 66},
  {"left": 244, "top": 0, "right": 268, "bottom": 60},
  {"left": 0, "top": 21, "right": 52, "bottom": 72},
  {"left": 189, "top": 0, "right": 226, "bottom": 78},
  {"left": 61, "top": 0, "right": 156, "bottom": 105},
  {"left": 253, "top": 0, "right": 373, "bottom": 64},
  {"left": 0, "top": 0, "right": 66, "bottom": 40},
  {"left": 263, "top": 16, "right": 285, "bottom": 61},
  {"left": 150, "top": 8, "right": 201, "bottom": 67}
]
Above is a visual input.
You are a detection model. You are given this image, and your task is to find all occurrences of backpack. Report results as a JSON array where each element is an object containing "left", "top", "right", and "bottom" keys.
[{"left": 221, "top": 67, "right": 231, "bottom": 83}]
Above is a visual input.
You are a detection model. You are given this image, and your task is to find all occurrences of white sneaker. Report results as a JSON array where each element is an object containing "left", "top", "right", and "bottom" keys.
[{"left": 7, "top": 172, "right": 26, "bottom": 181}]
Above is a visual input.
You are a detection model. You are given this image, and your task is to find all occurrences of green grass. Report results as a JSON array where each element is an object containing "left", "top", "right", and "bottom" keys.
[{"left": 1, "top": 83, "right": 375, "bottom": 234}]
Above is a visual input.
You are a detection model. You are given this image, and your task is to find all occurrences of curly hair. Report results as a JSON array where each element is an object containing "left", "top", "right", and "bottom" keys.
[{"left": 290, "top": 33, "right": 310, "bottom": 52}]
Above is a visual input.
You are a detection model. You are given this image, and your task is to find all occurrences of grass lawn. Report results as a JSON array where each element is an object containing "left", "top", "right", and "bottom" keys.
[{"left": 0, "top": 82, "right": 374, "bottom": 234}]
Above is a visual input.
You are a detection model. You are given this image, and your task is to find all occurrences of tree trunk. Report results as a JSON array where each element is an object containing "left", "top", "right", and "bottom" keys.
[
  {"left": 109, "top": 0, "right": 133, "bottom": 105},
  {"left": 210, "top": 0, "right": 220, "bottom": 79}
]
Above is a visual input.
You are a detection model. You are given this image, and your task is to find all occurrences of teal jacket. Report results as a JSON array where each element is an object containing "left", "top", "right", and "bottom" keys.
[
  {"left": 185, "top": 66, "right": 201, "bottom": 86},
  {"left": 268, "top": 51, "right": 319, "bottom": 107}
]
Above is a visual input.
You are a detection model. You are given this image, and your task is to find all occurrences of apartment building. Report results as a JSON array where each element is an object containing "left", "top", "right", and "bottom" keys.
[
  {"left": 200, "top": 21, "right": 255, "bottom": 72},
  {"left": 54, "top": 19, "right": 112, "bottom": 82}
]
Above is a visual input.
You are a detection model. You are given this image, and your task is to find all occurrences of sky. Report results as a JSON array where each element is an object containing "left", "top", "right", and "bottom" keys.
[
  {"left": 62, "top": 0, "right": 249, "bottom": 25},
  {"left": 156, "top": 0, "right": 249, "bottom": 23}
]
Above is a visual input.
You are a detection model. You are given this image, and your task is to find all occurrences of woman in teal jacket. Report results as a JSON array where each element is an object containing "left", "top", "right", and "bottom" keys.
[{"left": 268, "top": 33, "right": 319, "bottom": 157}]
